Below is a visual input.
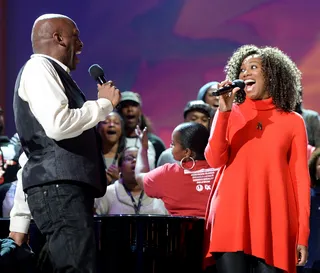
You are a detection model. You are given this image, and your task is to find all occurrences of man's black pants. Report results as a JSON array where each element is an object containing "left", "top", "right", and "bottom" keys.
[{"left": 27, "top": 182, "right": 96, "bottom": 273}]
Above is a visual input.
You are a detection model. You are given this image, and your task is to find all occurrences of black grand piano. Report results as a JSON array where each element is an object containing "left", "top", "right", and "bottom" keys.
[{"left": 0, "top": 215, "right": 207, "bottom": 273}]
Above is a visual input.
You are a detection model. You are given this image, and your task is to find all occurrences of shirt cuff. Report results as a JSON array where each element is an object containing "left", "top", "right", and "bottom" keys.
[
  {"left": 97, "top": 98, "right": 114, "bottom": 113},
  {"left": 9, "top": 216, "right": 31, "bottom": 234}
]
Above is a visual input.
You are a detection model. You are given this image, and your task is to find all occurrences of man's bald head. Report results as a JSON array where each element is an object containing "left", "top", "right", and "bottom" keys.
[
  {"left": 30, "top": 13, "right": 83, "bottom": 70},
  {"left": 31, "top": 14, "right": 75, "bottom": 53}
]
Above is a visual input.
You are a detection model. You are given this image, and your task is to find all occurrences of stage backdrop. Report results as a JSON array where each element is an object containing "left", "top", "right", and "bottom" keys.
[{"left": 3, "top": 0, "right": 320, "bottom": 146}]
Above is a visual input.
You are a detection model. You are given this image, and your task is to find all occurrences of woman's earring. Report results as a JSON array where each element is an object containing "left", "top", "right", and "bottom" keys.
[{"left": 179, "top": 156, "right": 195, "bottom": 171}]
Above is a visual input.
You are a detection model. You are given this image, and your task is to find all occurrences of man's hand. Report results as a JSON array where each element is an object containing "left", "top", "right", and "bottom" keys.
[
  {"left": 97, "top": 81, "right": 121, "bottom": 108},
  {"left": 8, "top": 232, "right": 28, "bottom": 246},
  {"left": 296, "top": 244, "right": 308, "bottom": 266}
]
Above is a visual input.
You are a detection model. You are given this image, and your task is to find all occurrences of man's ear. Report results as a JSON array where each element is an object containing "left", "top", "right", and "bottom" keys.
[{"left": 53, "top": 32, "right": 64, "bottom": 46}]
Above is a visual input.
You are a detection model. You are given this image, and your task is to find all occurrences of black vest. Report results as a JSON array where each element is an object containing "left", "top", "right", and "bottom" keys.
[{"left": 13, "top": 58, "right": 107, "bottom": 197}]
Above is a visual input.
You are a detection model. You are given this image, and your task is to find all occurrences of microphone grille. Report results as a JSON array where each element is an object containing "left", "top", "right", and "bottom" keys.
[
  {"left": 233, "top": 79, "right": 245, "bottom": 90},
  {"left": 88, "top": 64, "right": 104, "bottom": 80}
]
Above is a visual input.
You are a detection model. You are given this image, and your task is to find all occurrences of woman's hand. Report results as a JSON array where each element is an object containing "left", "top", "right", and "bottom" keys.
[
  {"left": 218, "top": 80, "right": 241, "bottom": 112},
  {"left": 106, "top": 164, "right": 119, "bottom": 184},
  {"left": 135, "top": 126, "right": 148, "bottom": 150},
  {"left": 296, "top": 244, "right": 308, "bottom": 266}
]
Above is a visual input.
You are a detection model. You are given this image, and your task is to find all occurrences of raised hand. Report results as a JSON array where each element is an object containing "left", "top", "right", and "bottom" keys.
[{"left": 135, "top": 126, "right": 148, "bottom": 150}]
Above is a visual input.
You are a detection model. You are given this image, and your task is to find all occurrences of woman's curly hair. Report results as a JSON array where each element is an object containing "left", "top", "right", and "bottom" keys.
[
  {"left": 225, "top": 45, "right": 302, "bottom": 112},
  {"left": 309, "top": 148, "right": 320, "bottom": 187}
]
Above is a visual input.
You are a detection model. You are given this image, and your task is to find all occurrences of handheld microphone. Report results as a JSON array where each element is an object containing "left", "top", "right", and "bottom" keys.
[
  {"left": 211, "top": 79, "right": 245, "bottom": 96},
  {"left": 88, "top": 64, "right": 106, "bottom": 85}
]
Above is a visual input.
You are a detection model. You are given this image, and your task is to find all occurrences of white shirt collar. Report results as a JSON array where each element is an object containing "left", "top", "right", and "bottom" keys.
[{"left": 31, "top": 54, "right": 71, "bottom": 74}]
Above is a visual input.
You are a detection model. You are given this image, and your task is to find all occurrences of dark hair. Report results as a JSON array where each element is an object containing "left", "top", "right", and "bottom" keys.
[
  {"left": 118, "top": 146, "right": 138, "bottom": 167},
  {"left": 309, "top": 148, "right": 320, "bottom": 187},
  {"left": 174, "top": 122, "right": 209, "bottom": 160},
  {"left": 140, "top": 114, "right": 153, "bottom": 133},
  {"left": 294, "top": 88, "right": 304, "bottom": 114},
  {"left": 225, "top": 45, "right": 301, "bottom": 112},
  {"left": 183, "top": 100, "right": 213, "bottom": 119},
  {"left": 98, "top": 111, "right": 126, "bottom": 157}
]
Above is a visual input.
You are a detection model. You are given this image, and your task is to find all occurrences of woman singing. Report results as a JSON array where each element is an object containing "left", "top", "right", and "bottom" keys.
[{"left": 204, "top": 45, "right": 310, "bottom": 273}]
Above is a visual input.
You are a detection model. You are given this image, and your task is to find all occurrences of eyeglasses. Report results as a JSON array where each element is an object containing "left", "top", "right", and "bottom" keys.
[{"left": 123, "top": 156, "right": 137, "bottom": 162}]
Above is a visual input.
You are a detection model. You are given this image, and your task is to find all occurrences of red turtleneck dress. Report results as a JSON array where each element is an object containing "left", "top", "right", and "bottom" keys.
[{"left": 204, "top": 98, "right": 310, "bottom": 273}]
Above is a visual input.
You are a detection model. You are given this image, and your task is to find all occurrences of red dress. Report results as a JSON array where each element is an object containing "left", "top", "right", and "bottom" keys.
[{"left": 204, "top": 98, "right": 310, "bottom": 273}]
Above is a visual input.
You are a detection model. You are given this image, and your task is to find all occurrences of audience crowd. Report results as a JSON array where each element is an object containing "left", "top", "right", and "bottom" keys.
[
  {"left": 0, "top": 44, "right": 320, "bottom": 273},
  {"left": 1, "top": 78, "right": 319, "bottom": 270}
]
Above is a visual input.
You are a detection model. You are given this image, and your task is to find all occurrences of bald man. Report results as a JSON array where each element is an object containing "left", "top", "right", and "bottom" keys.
[{"left": 10, "top": 14, "right": 120, "bottom": 272}]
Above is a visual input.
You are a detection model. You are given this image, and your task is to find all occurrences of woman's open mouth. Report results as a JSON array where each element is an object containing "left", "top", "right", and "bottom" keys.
[
  {"left": 106, "top": 130, "right": 117, "bottom": 135},
  {"left": 245, "top": 79, "right": 256, "bottom": 92},
  {"left": 125, "top": 115, "right": 136, "bottom": 123}
]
